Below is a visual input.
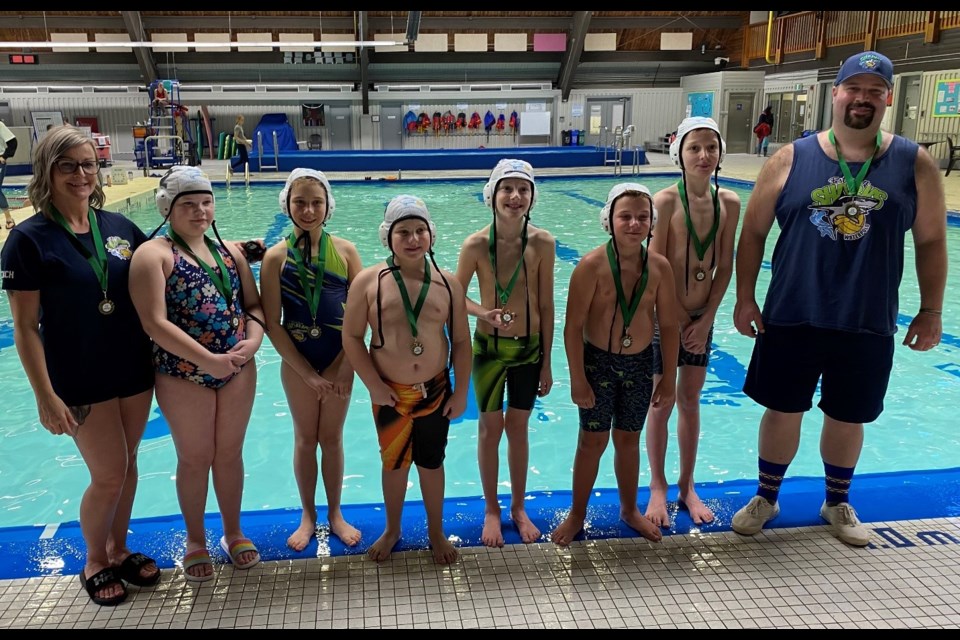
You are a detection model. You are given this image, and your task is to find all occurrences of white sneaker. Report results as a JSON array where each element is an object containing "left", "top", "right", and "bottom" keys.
[
  {"left": 731, "top": 495, "right": 780, "bottom": 535},
  {"left": 820, "top": 501, "right": 871, "bottom": 547}
]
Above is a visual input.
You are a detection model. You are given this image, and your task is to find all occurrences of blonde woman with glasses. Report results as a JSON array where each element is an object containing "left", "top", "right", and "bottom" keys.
[{"left": 0, "top": 126, "right": 159, "bottom": 606}]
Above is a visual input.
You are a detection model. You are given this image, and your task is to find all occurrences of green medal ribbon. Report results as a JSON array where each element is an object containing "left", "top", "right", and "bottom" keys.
[
  {"left": 388, "top": 255, "right": 431, "bottom": 339},
  {"left": 167, "top": 229, "right": 234, "bottom": 305},
  {"left": 677, "top": 179, "right": 720, "bottom": 262},
  {"left": 606, "top": 240, "right": 648, "bottom": 336},
  {"left": 488, "top": 224, "right": 527, "bottom": 307},
  {"left": 52, "top": 206, "right": 109, "bottom": 298},
  {"left": 828, "top": 129, "right": 882, "bottom": 196},
  {"left": 287, "top": 231, "right": 327, "bottom": 326}
]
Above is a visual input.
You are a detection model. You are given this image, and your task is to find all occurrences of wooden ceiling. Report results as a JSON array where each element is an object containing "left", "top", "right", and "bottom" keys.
[{"left": 0, "top": 11, "right": 749, "bottom": 53}]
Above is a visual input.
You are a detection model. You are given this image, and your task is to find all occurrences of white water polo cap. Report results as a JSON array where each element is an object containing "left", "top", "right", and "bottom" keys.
[
  {"left": 669, "top": 116, "right": 727, "bottom": 168},
  {"left": 482, "top": 158, "right": 537, "bottom": 211},
  {"left": 156, "top": 166, "right": 214, "bottom": 217},
  {"left": 279, "top": 168, "right": 336, "bottom": 221},
  {"left": 600, "top": 182, "right": 657, "bottom": 234},
  {"left": 379, "top": 194, "right": 437, "bottom": 249}
]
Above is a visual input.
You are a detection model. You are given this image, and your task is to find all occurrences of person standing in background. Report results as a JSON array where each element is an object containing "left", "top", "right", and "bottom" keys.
[
  {"left": 229, "top": 115, "right": 252, "bottom": 177},
  {"left": 754, "top": 106, "right": 775, "bottom": 157},
  {"left": 0, "top": 118, "right": 18, "bottom": 229}
]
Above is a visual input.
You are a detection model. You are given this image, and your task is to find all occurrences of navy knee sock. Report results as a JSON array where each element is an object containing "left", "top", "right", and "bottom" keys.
[
  {"left": 757, "top": 457, "right": 790, "bottom": 504},
  {"left": 824, "top": 462, "right": 855, "bottom": 506}
]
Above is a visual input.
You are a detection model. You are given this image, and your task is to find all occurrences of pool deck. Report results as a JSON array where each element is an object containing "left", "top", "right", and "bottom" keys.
[{"left": 1, "top": 153, "right": 959, "bottom": 628}]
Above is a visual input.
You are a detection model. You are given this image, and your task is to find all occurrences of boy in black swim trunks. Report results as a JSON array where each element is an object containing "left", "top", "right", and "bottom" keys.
[
  {"left": 644, "top": 117, "right": 741, "bottom": 528},
  {"left": 551, "top": 183, "right": 679, "bottom": 547}
]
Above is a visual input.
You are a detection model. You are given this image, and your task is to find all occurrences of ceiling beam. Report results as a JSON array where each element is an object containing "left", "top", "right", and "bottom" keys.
[
  {"left": 358, "top": 11, "right": 370, "bottom": 114},
  {"left": 404, "top": 11, "right": 422, "bottom": 44},
  {"left": 120, "top": 11, "right": 158, "bottom": 84},
  {"left": 1, "top": 14, "right": 744, "bottom": 32},
  {"left": 557, "top": 12, "right": 591, "bottom": 102}
]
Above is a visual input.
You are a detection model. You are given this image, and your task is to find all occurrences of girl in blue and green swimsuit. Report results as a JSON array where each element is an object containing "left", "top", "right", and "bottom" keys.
[{"left": 260, "top": 169, "right": 364, "bottom": 552}]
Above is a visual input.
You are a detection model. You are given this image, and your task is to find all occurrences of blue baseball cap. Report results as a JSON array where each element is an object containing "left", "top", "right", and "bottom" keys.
[{"left": 834, "top": 51, "right": 893, "bottom": 89}]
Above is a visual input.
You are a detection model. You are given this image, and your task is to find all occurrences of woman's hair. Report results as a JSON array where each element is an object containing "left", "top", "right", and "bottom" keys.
[
  {"left": 27, "top": 126, "right": 104, "bottom": 220},
  {"left": 763, "top": 105, "right": 773, "bottom": 114},
  {"left": 236, "top": 115, "right": 244, "bottom": 124}
]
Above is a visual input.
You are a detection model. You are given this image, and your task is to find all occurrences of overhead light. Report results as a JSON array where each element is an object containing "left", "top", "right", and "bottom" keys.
[{"left": 0, "top": 40, "right": 404, "bottom": 50}]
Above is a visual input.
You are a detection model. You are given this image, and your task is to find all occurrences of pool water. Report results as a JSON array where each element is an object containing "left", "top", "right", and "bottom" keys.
[{"left": 1, "top": 175, "right": 957, "bottom": 529}]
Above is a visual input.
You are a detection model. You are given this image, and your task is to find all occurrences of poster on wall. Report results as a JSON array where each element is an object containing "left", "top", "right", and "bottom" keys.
[
  {"left": 687, "top": 92, "right": 714, "bottom": 118},
  {"left": 932, "top": 79, "right": 960, "bottom": 117}
]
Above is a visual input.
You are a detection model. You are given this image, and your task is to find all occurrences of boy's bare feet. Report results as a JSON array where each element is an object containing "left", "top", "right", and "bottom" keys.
[
  {"left": 511, "top": 507, "right": 541, "bottom": 543},
  {"left": 286, "top": 516, "right": 316, "bottom": 551},
  {"left": 621, "top": 507, "right": 663, "bottom": 542},
  {"left": 550, "top": 513, "right": 585, "bottom": 547},
  {"left": 482, "top": 511, "right": 505, "bottom": 547},
  {"left": 367, "top": 529, "right": 401, "bottom": 562},
  {"left": 429, "top": 533, "right": 459, "bottom": 565},
  {"left": 330, "top": 514, "right": 362, "bottom": 547},
  {"left": 644, "top": 486, "right": 671, "bottom": 528},
  {"left": 678, "top": 490, "right": 715, "bottom": 525}
]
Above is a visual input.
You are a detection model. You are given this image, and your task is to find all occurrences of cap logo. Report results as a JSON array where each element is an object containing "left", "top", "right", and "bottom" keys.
[{"left": 859, "top": 53, "right": 882, "bottom": 71}]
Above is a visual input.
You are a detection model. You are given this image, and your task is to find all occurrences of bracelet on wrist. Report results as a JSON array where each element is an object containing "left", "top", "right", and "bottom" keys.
[{"left": 919, "top": 308, "right": 942, "bottom": 315}]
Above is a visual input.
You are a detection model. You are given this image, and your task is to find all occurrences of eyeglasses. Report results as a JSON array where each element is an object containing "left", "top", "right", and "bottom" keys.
[{"left": 54, "top": 159, "right": 100, "bottom": 175}]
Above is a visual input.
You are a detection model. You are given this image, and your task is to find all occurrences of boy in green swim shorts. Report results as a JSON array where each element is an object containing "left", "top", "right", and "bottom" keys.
[{"left": 455, "top": 159, "right": 556, "bottom": 548}]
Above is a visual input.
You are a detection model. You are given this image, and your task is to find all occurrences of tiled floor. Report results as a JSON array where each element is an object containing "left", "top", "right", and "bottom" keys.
[
  {"left": 2, "top": 150, "right": 958, "bottom": 628},
  {"left": 3, "top": 517, "right": 960, "bottom": 628}
]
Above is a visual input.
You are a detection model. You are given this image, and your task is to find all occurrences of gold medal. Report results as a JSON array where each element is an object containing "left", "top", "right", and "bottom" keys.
[
  {"left": 695, "top": 268, "right": 706, "bottom": 282},
  {"left": 98, "top": 298, "right": 115, "bottom": 315},
  {"left": 621, "top": 334, "right": 633, "bottom": 348},
  {"left": 308, "top": 325, "right": 321, "bottom": 339},
  {"left": 500, "top": 309, "right": 514, "bottom": 324},
  {"left": 411, "top": 340, "right": 424, "bottom": 356}
]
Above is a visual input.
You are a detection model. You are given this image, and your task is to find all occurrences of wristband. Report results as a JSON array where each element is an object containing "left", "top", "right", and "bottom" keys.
[{"left": 919, "top": 308, "right": 942, "bottom": 316}]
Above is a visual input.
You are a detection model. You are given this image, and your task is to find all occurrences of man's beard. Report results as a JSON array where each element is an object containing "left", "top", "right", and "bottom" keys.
[{"left": 843, "top": 104, "right": 875, "bottom": 129}]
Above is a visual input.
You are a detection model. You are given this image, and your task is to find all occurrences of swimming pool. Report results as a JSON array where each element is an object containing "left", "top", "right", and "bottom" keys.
[{"left": 1, "top": 175, "right": 957, "bottom": 530}]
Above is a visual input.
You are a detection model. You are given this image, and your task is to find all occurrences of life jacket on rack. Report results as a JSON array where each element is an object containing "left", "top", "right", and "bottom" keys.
[
  {"left": 483, "top": 111, "right": 496, "bottom": 132},
  {"left": 496, "top": 113, "right": 506, "bottom": 131},
  {"left": 432, "top": 112, "right": 442, "bottom": 133},
  {"left": 442, "top": 110, "right": 456, "bottom": 132},
  {"left": 418, "top": 112, "right": 432, "bottom": 133},
  {"left": 508, "top": 111, "right": 518, "bottom": 132},
  {"left": 468, "top": 112, "right": 482, "bottom": 129},
  {"left": 456, "top": 113, "right": 467, "bottom": 129},
  {"left": 404, "top": 110, "right": 418, "bottom": 134}
]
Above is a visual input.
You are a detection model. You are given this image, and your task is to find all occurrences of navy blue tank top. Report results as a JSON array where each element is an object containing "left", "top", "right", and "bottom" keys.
[{"left": 763, "top": 133, "right": 917, "bottom": 336}]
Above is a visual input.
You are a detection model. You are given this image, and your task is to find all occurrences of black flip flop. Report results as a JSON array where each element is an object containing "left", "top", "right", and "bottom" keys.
[
  {"left": 116, "top": 552, "right": 161, "bottom": 587},
  {"left": 79, "top": 567, "right": 127, "bottom": 606}
]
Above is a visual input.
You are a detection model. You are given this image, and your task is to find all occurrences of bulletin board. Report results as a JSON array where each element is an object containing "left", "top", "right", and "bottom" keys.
[
  {"left": 932, "top": 79, "right": 960, "bottom": 117},
  {"left": 520, "top": 111, "right": 551, "bottom": 136},
  {"left": 687, "top": 92, "right": 714, "bottom": 118}
]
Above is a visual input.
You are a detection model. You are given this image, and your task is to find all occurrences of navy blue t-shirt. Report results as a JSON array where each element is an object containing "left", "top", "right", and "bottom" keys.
[{"left": 1, "top": 209, "right": 154, "bottom": 405}]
